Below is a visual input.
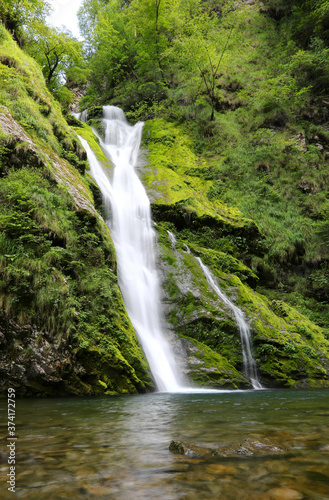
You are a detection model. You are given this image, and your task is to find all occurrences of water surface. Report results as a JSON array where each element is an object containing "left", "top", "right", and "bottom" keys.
[{"left": 0, "top": 389, "right": 328, "bottom": 499}]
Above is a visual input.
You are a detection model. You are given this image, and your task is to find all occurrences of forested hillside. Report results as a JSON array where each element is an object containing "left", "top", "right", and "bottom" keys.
[{"left": 1, "top": 0, "right": 329, "bottom": 394}]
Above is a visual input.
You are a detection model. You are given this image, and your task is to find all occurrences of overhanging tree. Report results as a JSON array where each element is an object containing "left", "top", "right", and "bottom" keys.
[
  {"left": 0, "top": 0, "right": 50, "bottom": 46},
  {"left": 25, "top": 23, "right": 83, "bottom": 92}
]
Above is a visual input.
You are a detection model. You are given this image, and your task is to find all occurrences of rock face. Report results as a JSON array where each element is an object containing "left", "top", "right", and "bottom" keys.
[
  {"left": 0, "top": 312, "right": 150, "bottom": 396},
  {"left": 0, "top": 314, "right": 86, "bottom": 396},
  {"left": 0, "top": 106, "right": 42, "bottom": 169},
  {"left": 0, "top": 24, "right": 153, "bottom": 396},
  {"left": 141, "top": 118, "right": 329, "bottom": 389}
]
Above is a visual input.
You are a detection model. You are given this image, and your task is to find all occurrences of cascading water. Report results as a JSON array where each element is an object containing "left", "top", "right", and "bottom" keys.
[
  {"left": 169, "top": 233, "right": 262, "bottom": 389},
  {"left": 195, "top": 257, "right": 263, "bottom": 390},
  {"left": 167, "top": 231, "right": 177, "bottom": 249},
  {"left": 79, "top": 106, "right": 183, "bottom": 392}
]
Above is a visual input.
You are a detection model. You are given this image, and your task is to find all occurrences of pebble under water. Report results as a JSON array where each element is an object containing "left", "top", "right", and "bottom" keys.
[{"left": 0, "top": 389, "right": 328, "bottom": 499}]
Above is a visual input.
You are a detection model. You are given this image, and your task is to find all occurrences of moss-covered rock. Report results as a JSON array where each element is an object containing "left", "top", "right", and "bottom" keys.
[
  {"left": 142, "top": 119, "right": 266, "bottom": 265},
  {"left": 142, "top": 121, "right": 329, "bottom": 389},
  {"left": 179, "top": 336, "right": 251, "bottom": 389},
  {"left": 0, "top": 25, "right": 153, "bottom": 397}
]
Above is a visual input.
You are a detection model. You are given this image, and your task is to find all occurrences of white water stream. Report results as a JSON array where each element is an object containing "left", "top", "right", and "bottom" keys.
[
  {"left": 168, "top": 232, "right": 262, "bottom": 389},
  {"left": 195, "top": 257, "right": 263, "bottom": 389},
  {"left": 78, "top": 106, "right": 183, "bottom": 392}
]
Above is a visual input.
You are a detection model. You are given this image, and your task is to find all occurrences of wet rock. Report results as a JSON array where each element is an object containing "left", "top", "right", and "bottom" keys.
[
  {"left": 318, "top": 444, "right": 329, "bottom": 452},
  {"left": 267, "top": 487, "right": 304, "bottom": 500},
  {"left": 169, "top": 440, "right": 215, "bottom": 457},
  {"left": 81, "top": 484, "right": 111, "bottom": 496},
  {"left": 0, "top": 313, "right": 90, "bottom": 396},
  {"left": 215, "top": 438, "right": 287, "bottom": 457},
  {"left": 169, "top": 437, "right": 288, "bottom": 458},
  {"left": 204, "top": 464, "right": 237, "bottom": 475}
]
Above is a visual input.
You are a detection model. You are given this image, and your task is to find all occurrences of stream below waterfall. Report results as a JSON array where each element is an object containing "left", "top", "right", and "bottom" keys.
[{"left": 0, "top": 390, "right": 328, "bottom": 499}]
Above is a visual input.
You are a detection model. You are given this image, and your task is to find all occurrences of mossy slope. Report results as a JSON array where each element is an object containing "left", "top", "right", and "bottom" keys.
[
  {"left": 143, "top": 120, "right": 329, "bottom": 389},
  {"left": 0, "top": 25, "right": 153, "bottom": 396},
  {"left": 143, "top": 119, "right": 263, "bottom": 252}
]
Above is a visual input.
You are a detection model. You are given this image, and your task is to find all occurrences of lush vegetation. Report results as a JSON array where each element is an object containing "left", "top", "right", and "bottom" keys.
[
  {"left": 75, "top": 0, "right": 329, "bottom": 332},
  {"left": 0, "top": 0, "right": 89, "bottom": 107}
]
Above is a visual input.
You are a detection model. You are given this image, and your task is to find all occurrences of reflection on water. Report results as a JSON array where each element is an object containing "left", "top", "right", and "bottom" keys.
[{"left": 0, "top": 390, "right": 328, "bottom": 499}]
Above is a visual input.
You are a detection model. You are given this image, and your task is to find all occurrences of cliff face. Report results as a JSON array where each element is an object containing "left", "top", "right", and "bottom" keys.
[
  {"left": 0, "top": 25, "right": 153, "bottom": 396},
  {"left": 141, "top": 119, "right": 329, "bottom": 389}
]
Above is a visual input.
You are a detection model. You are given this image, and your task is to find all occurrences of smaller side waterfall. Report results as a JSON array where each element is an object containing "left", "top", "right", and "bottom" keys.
[
  {"left": 195, "top": 257, "right": 263, "bottom": 390},
  {"left": 168, "top": 233, "right": 262, "bottom": 389},
  {"left": 167, "top": 231, "right": 177, "bottom": 249}
]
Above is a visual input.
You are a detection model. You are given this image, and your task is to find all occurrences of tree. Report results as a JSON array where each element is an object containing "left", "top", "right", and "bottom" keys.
[
  {"left": 0, "top": 0, "right": 50, "bottom": 46},
  {"left": 78, "top": 0, "right": 203, "bottom": 108},
  {"left": 78, "top": 0, "right": 136, "bottom": 106},
  {"left": 76, "top": 0, "right": 238, "bottom": 115},
  {"left": 78, "top": 0, "right": 109, "bottom": 56},
  {"left": 25, "top": 23, "right": 83, "bottom": 92},
  {"left": 169, "top": 8, "right": 233, "bottom": 120},
  {"left": 196, "top": 24, "right": 234, "bottom": 120}
]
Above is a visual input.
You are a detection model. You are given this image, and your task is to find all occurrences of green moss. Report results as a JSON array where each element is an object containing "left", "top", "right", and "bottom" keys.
[
  {"left": 143, "top": 119, "right": 253, "bottom": 221},
  {"left": 223, "top": 275, "right": 329, "bottom": 387},
  {"left": 142, "top": 119, "right": 266, "bottom": 269},
  {"left": 155, "top": 216, "right": 329, "bottom": 388},
  {"left": 72, "top": 123, "right": 112, "bottom": 169},
  {"left": 179, "top": 335, "right": 250, "bottom": 389}
]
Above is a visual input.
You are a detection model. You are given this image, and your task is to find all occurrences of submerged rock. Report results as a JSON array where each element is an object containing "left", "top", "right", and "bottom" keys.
[
  {"left": 267, "top": 487, "right": 304, "bottom": 500},
  {"left": 169, "top": 437, "right": 288, "bottom": 458}
]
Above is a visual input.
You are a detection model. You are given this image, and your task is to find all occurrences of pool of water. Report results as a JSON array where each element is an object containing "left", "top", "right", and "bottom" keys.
[{"left": 0, "top": 389, "right": 328, "bottom": 499}]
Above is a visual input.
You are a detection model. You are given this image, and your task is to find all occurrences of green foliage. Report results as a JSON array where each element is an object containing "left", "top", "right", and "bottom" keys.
[
  {"left": 0, "top": 165, "right": 149, "bottom": 389},
  {"left": 0, "top": 0, "right": 50, "bottom": 46},
  {"left": 290, "top": 0, "right": 329, "bottom": 48},
  {"left": 25, "top": 23, "right": 83, "bottom": 91},
  {"left": 54, "top": 86, "right": 74, "bottom": 109},
  {"left": 78, "top": 0, "right": 241, "bottom": 112},
  {"left": 0, "top": 0, "right": 85, "bottom": 107},
  {"left": 289, "top": 37, "right": 329, "bottom": 93},
  {"left": 308, "top": 263, "right": 329, "bottom": 302}
]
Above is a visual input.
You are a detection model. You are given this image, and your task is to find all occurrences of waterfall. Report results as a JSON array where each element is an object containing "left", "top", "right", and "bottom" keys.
[
  {"left": 195, "top": 256, "right": 263, "bottom": 390},
  {"left": 78, "top": 106, "right": 183, "bottom": 392},
  {"left": 167, "top": 231, "right": 177, "bottom": 249},
  {"left": 169, "top": 235, "right": 262, "bottom": 389},
  {"left": 77, "top": 106, "right": 262, "bottom": 393}
]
